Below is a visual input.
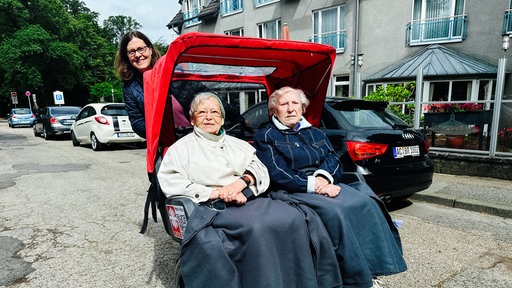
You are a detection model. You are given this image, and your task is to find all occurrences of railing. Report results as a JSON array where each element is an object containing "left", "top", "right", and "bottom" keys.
[
  {"left": 308, "top": 30, "right": 346, "bottom": 52},
  {"left": 221, "top": 0, "right": 243, "bottom": 16},
  {"left": 503, "top": 9, "right": 512, "bottom": 35},
  {"left": 184, "top": 8, "right": 200, "bottom": 26},
  {"left": 406, "top": 14, "right": 467, "bottom": 46}
]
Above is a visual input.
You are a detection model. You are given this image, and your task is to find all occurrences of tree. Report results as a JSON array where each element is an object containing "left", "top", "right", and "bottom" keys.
[{"left": 102, "top": 15, "right": 142, "bottom": 46}]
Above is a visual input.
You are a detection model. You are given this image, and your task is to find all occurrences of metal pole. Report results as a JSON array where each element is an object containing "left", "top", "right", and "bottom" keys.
[
  {"left": 414, "top": 65, "right": 423, "bottom": 129},
  {"left": 490, "top": 56, "right": 506, "bottom": 157}
]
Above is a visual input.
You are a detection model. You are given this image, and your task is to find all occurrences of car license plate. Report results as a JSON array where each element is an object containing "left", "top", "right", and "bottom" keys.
[
  {"left": 117, "top": 132, "right": 135, "bottom": 138},
  {"left": 393, "top": 145, "right": 420, "bottom": 158}
]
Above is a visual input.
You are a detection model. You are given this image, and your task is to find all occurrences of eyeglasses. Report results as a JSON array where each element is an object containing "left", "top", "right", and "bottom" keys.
[
  {"left": 195, "top": 110, "right": 222, "bottom": 119},
  {"left": 127, "top": 46, "right": 149, "bottom": 57}
]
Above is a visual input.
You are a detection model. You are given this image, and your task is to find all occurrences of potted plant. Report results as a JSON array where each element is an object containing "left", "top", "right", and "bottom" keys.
[{"left": 498, "top": 127, "right": 512, "bottom": 152}]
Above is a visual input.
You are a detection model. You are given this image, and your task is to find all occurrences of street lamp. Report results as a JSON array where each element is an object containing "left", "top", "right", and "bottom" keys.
[{"left": 489, "top": 35, "right": 510, "bottom": 156}]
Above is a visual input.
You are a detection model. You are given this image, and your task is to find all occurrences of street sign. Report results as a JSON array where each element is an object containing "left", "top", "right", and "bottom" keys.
[
  {"left": 11, "top": 92, "right": 18, "bottom": 105},
  {"left": 53, "top": 90, "right": 65, "bottom": 105}
]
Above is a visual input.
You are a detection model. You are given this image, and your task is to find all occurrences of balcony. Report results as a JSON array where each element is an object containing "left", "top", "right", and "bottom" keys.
[
  {"left": 184, "top": 8, "right": 200, "bottom": 26},
  {"left": 406, "top": 15, "right": 467, "bottom": 46},
  {"left": 308, "top": 30, "right": 346, "bottom": 52},
  {"left": 221, "top": 0, "right": 243, "bottom": 16}
]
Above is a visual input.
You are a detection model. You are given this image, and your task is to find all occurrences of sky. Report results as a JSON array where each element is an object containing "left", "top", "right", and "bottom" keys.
[{"left": 81, "top": 0, "right": 181, "bottom": 44}]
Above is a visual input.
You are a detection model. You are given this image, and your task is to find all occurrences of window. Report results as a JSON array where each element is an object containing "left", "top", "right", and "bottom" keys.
[
  {"left": 184, "top": 0, "right": 203, "bottom": 26},
  {"left": 310, "top": 5, "right": 346, "bottom": 51},
  {"left": 220, "top": 0, "right": 243, "bottom": 16},
  {"left": 225, "top": 28, "right": 244, "bottom": 36},
  {"left": 427, "top": 80, "right": 472, "bottom": 102},
  {"left": 407, "top": 0, "right": 466, "bottom": 45},
  {"left": 258, "top": 20, "right": 281, "bottom": 39},
  {"left": 333, "top": 75, "right": 350, "bottom": 97},
  {"left": 504, "top": 0, "right": 512, "bottom": 34},
  {"left": 253, "top": 0, "right": 279, "bottom": 7}
]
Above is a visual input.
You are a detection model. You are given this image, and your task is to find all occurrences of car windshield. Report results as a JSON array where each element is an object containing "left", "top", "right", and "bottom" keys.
[
  {"left": 52, "top": 107, "right": 80, "bottom": 115},
  {"left": 13, "top": 109, "right": 31, "bottom": 114},
  {"left": 101, "top": 105, "right": 128, "bottom": 116}
]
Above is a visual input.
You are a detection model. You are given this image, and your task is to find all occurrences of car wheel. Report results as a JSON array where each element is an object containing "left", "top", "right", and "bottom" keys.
[
  {"left": 71, "top": 131, "right": 80, "bottom": 147},
  {"left": 43, "top": 128, "right": 51, "bottom": 140},
  {"left": 90, "top": 133, "right": 103, "bottom": 151}
]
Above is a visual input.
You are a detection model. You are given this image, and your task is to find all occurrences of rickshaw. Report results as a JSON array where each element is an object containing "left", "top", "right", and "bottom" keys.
[{"left": 142, "top": 32, "right": 358, "bottom": 287}]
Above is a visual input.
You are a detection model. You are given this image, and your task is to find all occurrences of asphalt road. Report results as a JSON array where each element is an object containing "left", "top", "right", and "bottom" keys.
[{"left": 1, "top": 120, "right": 512, "bottom": 288}]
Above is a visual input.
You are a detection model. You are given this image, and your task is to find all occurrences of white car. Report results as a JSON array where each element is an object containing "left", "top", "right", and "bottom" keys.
[{"left": 71, "top": 103, "right": 145, "bottom": 151}]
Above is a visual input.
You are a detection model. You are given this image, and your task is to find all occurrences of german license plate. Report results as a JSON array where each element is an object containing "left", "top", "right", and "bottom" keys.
[
  {"left": 393, "top": 145, "right": 420, "bottom": 158},
  {"left": 117, "top": 132, "right": 135, "bottom": 138}
]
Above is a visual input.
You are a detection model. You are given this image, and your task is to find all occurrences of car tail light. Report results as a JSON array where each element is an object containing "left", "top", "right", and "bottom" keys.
[
  {"left": 95, "top": 116, "right": 109, "bottom": 125},
  {"left": 31, "top": 114, "right": 35, "bottom": 118},
  {"left": 423, "top": 139, "right": 430, "bottom": 153},
  {"left": 50, "top": 117, "right": 58, "bottom": 124},
  {"left": 346, "top": 141, "right": 388, "bottom": 161},
  {"left": 12, "top": 115, "right": 17, "bottom": 118}
]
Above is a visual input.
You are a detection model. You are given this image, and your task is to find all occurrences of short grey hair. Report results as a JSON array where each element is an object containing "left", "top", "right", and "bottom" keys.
[
  {"left": 189, "top": 92, "right": 226, "bottom": 119},
  {"left": 268, "top": 86, "right": 310, "bottom": 115}
]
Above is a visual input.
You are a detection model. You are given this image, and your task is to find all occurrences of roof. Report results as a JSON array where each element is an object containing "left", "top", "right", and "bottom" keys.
[
  {"left": 167, "top": 0, "right": 219, "bottom": 30},
  {"left": 365, "top": 44, "right": 498, "bottom": 82},
  {"left": 197, "top": 0, "right": 219, "bottom": 20},
  {"left": 167, "top": 11, "right": 183, "bottom": 29}
]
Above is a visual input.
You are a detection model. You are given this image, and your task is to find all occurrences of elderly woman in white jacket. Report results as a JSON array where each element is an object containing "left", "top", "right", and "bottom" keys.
[{"left": 157, "top": 92, "right": 342, "bottom": 288}]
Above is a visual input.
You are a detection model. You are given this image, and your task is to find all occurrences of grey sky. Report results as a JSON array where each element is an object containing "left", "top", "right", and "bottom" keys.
[{"left": 81, "top": 0, "right": 181, "bottom": 44}]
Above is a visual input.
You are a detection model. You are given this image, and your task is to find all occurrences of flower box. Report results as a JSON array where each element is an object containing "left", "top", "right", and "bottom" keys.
[{"left": 423, "top": 110, "right": 493, "bottom": 149}]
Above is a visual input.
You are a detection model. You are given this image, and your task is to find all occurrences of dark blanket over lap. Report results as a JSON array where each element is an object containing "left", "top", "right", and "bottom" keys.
[
  {"left": 271, "top": 183, "right": 407, "bottom": 288},
  {"left": 180, "top": 197, "right": 342, "bottom": 288}
]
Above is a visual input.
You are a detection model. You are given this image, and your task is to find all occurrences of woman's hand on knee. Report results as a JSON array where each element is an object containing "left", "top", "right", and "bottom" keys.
[{"left": 316, "top": 184, "right": 341, "bottom": 198}]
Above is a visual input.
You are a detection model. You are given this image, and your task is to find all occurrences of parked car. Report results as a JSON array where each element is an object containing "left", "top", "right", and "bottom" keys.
[
  {"left": 228, "top": 97, "right": 434, "bottom": 201},
  {"left": 7, "top": 108, "right": 35, "bottom": 127},
  {"left": 70, "top": 103, "right": 145, "bottom": 151},
  {"left": 33, "top": 106, "right": 81, "bottom": 140}
]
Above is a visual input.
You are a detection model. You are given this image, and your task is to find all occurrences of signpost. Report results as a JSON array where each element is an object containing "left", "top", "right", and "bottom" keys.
[
  {"left": 25, "top": 91, "right": 33, "bottom": 112},
  {"left": 11, "top": 92, "right": 18, "bottom": 105},
  {"left": 53, "top": 90, "right": 65, "bottom": 105}
]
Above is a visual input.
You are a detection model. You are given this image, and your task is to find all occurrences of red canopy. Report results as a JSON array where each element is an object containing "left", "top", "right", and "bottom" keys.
[{"left": 144, "top": 32, "right": 336, "bottom": 173}]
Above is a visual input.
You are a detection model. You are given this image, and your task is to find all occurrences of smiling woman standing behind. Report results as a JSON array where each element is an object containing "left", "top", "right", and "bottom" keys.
[{"left": 114, "top": 31, "right": 161, "bottom": 139}]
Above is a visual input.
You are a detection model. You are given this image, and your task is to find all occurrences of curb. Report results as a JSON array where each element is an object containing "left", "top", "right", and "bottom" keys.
[{"left": 410, "top": 193, "right": 512, "bottom": 219}]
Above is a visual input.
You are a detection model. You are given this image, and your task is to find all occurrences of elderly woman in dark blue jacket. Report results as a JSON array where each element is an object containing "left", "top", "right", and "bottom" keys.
[{"left": 254, "top": 86, "right": 407, "bottom": 288}]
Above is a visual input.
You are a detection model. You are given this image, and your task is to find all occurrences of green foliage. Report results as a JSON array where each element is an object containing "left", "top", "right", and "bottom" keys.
[
  {"left": 364, "top": 83, "right": 416, "bottom": 125},
  {"left": 0, "top": 0, "right": 134, "bottom": 114},
  {"left": 102, "top": 15, "right": 142, "bottom": 45},
  {"left": 89, "top": 82, "right": 123, "bottom": 103}
]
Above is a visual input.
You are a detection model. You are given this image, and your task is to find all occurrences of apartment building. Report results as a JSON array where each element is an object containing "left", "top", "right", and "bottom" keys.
[{"left": 167, "top": 0, "right": 512, "bottom": 155}]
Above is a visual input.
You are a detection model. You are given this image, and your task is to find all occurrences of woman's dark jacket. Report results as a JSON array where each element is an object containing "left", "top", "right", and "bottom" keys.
[
  {"left": 123, "top": 74, "right": 146, "bottom": 138},
  {"left": 254, "top": 119, "right": 343, "bottom": 192}
]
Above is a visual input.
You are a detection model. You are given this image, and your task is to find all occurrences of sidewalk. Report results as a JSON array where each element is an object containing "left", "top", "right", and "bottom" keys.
[{"left": 410, "top": 173, "right": 512, "bottom": 219}]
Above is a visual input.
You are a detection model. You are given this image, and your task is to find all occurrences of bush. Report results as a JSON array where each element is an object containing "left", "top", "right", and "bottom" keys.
[{"left": 364, "top": 83, "right": 415, "bottom": 125}]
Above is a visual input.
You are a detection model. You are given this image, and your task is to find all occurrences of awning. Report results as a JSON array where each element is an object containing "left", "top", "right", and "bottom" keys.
[{"left": 365, "top": 44, "right": 498, "bottom": 82}]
